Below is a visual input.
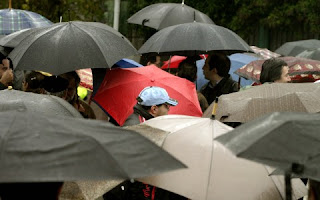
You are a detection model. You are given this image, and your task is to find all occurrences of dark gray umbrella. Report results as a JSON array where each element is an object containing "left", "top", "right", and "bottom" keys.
[
  {"left": 138, "top": 22, "right": 252, "bottom": 56},
  {"left": 127, "top": 1, "right": 214, "bottom": 30},
  {"left": 296, "top": 48, "right": 320, "bottom": 61},
  {"left": 7, "top": 21, "right": 138, "bottom": 75},
  {"left": 275, "top": 39, "right": 320, "bottom": 56},
  {"left": 216, "top": 112, "right": 320, "bottom": 200},
  {"left": 0, "top": 89, "right": 82, "bottom": 118},
  {"left": 0, "top": 28, "right": 32, "bottom": 48},
  {"left": 0, "top": 108, "right": 186, "bottom": 182}
]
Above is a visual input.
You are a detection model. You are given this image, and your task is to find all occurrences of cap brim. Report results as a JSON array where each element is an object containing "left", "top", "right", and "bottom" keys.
[{"left": 166, "top": 98, "right": 178, "bottom": 106}]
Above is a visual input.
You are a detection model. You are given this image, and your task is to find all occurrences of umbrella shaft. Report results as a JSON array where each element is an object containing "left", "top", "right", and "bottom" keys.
[{"left": 285, "top": 173, "right": 292, "bottom": 200}]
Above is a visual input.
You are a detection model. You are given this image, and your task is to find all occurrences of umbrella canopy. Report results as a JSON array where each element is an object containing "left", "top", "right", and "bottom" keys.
[
  {"left": 138, "top": 22, "right": 252, "bottom": 56},
  {"left": 92, "top": 65, "right": 202, "bottom": 126},
  {"left": 215, "top": 112, "right": 320, "bottom": 182},
  {"left": 0, "top": 8, "right": 52, "bottom": 35},
  {"left": 0, "top": 89, "right": 82, "bottom": 118},
  {"left": 210, "top": 83, "right": 320, "bottom": 122},
  {"left": 235, "top": 56, "right": 320, "bottom": 83},
  {"left": 127, "top": 2, "right": 214, "bottom": 30},
  {"left": 129, "top": 115, "right": 307, "bottom": 200},
  {"left": 296, "top": 48, "right": 320, "bottom": 61},
  {"left": 250, "top": 46, "right": 281, "bottom": 59},
  {"left": 0, "top": 108, "right": 185, "bottom": 182},
  {"left": 275, "top": 39, "right": 320, "bottom": 56},
  {"left": 6, "top": 21, "right": 138, "bottom": 75}
]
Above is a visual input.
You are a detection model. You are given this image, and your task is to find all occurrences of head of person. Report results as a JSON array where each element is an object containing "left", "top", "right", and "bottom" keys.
[
  {"left": 42, "top": 76, "right": 69, "bottom": 99},
  {"left": 177, "top": 58, "right": 197, "bottom": 82},
  {"left": 23, "top": 71, "right": 46, "bottom": 93},
  {"left": 0, "top": 182, "right": 63, "bottom": 200},
  {"left": 0, "top": 53, "right": 9, "bottom": 78},
  {"left": 202, "top": 53, "right": 231, "bottom": 81},
  {"left": 59, "top": 71, "right": 80, "bottom": 103},
  {"left": 137, "top": 86, "right": 178, "bottom": 117},
  {"left": 260, "top": 58, "right": 291, "bottom": 84}
]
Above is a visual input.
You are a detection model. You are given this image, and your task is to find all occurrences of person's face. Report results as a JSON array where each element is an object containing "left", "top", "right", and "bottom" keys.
[
  {"left": 66, "top": 78, "right": 77, "bottom": 102},
  {"left": 0, "top": 59, "right": 9, "bottom": 78},
  {"left": 150, "top": 104, "right": 171, "bottom": 117},
  {"left": 274, "top": 66, "right": 291, "bottom": 83}
]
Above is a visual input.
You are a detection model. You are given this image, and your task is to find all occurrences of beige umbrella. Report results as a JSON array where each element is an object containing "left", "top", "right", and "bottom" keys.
[
  {"left": 129, "top": 115, "right": 307, "bottom": 200},
  {"left": 207, "top": 83, "right": 320, "bottom": 122}
]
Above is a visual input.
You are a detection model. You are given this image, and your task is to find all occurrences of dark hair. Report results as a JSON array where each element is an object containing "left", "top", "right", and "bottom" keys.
[
  {"left": 177, "top": 59, "right": 197, "bottom": 82},
  {"left": 24, "top": 71, "right": 46, "bottom": 93},
  {"left": 208, "top": 53, "right": 231, "bottom": 77},
  {"left": 260, "top": 58, "right": 288, "bottom": 84},
  {"left": 0, "top": 182, "right": 63, "bottom": 200},
  {"left": 309, "top": 179, "right": 320, "bottom": 200},
  {"left": 60, "top": 71, "right": 80, "bottom": 86}
]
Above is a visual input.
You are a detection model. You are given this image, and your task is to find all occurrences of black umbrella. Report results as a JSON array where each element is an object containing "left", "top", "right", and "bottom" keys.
[
  {"left": 275, "top": 39, "right": 320, "bottom": 56},
  {"left": 0, "top": 89, "right": 82, "bottom": 118},
  {"left": 127, "top": 1, "right": 214, "bottom": 30},
  {"left": 6, "top": 21, "right": 138, "bottom": 75},
  {"left": 216, "top": 112, "right": 320, "bottom": 200},
  {"left": 0, "top": 107, "right": 186, "bottom": 183},
  {"left": 138, "top": 22, "right": 252, "bottom": 56}
]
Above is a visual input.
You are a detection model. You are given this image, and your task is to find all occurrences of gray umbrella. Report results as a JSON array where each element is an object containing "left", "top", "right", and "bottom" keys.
[
  {"left": 7, "top": 21, "right": 138, "bottom": 75},
  {"left": 275, "top": 39, "right": 320, "bottom": 56},
  {"left": 127, "top": 1, "right": 214, "bottom": 30},
  {"left": 296, "top": 48, "right": 320, "bottom": 61},
  {"left": 0, "top": 28, "right": 32, "bottom": 48},
  {"left": 216, "top": 112, "right": 320, "bottom": 200},
  {"left": 0, "top": 108, "right": 186, "bottom": 182},
  {"left": 138, "top": 22, "right": 252, "bottom": 56},
  {"left": 0, "top": 89, "right": 82, "bottom": 118}
]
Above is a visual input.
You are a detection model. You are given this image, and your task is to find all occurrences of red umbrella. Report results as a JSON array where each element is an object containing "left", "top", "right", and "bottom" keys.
[
  {"left": 161, "top": 55, "right": 208, "bottom": 69},
  {"left": 235, "top": 56, "right": 320, "bottom": 83},
  {"left": 93, "top": 65, "right": 202, "bottom": 126}
]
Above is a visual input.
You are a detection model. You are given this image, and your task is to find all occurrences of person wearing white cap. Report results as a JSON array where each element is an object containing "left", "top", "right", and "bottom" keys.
[{"left": 123, "top": 86, "right": 178, "bottom": 126}]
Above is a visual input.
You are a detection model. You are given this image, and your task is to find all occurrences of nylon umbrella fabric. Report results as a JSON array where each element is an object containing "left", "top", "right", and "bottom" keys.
[
  {"left": 250, "top": 46, "right": 281, "bottom": 59},
  {"left": 275, "top": 39, "right": 320, "bottom": 56},
  {"left": 0, "top": 89, "right": 82, "bottom": 118},
  {"left": 235, "top": 56, "right": 320, "bottom": 83},
  {"left": 7, "top": 21, "right": 138, "bottom": 75},
  {"left": 92, "top": 65, "right": 202, "bottom": 126},
  {"left": 138, "top": 22, "right": 252, "bottom": 56},
  {"left": 0, "top": 9, "right": 52, "bottom": 35},
  {"left": 129, "top": 115, "right": 307, "bottom": 200},
  {"left": 296, "top": 48, "right": 320, "bottom": 61},
  {"left": 215, "top": 112, "right": 320, "bottom": 182},
  {"left": 212, "top": 83, "right": 320, "bottom": 123},
  {"left": 0, "top": 108, "right": 186, "bottom": 183},
  {"left": 127, "top": 2, "right": 214, "bottom": 30}
]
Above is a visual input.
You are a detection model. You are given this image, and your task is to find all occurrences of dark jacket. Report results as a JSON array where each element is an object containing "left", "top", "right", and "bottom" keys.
[
  {"left": 0, "top": 82, "right": 7, "bottom": 90},
  {"left": 123, "top": 104, "right": 154, "bottom": 126},
  {"left": 200, "top": 75, "right": 239, "bottom": 105}
]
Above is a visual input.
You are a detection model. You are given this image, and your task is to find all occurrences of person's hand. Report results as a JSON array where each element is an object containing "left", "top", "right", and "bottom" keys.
[{"left": 0, "top": 69, "right": 13, "bottom": 86}]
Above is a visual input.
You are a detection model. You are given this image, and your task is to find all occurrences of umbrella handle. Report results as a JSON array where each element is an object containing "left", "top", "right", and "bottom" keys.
[{"left": 285, "top": 172, "right": 292, "bottom": 200}]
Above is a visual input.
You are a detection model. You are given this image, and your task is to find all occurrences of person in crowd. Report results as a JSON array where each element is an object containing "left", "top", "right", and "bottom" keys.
[
  {"left": 41, "top": 75, "right": 69, "bottom": 98},
  {"left": 200, "top": 53, "right": 239, "bottom": 105},
  {"left": 0, "top": 182, "right": 63, "bottom": 200},
  {"left": 104, "top": 86, "right": 187, "bottom": 200},
  {"left": 59, "top": 71, "right": 96, "bottom": 119},
  {"left": 176, "top": 58, "right": 208, "bottom": 112},
  {"left": 123, "top": 86, "right": 178, "bottom": 126},
  {"left": 22, "top": 71, "right": 46, "bottom": 93},
  {"left": 260, "top": 58, "right": 291, "bottom": 83},
  {"left": 308, "top": 179, "right": 320, "bottom": 200},
  {"left": 0, "top": 54, "right": 14, "bottom": 90}
]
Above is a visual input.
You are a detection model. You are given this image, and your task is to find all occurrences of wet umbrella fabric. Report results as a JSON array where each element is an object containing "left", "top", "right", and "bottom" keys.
[
  {"left": 0, "top": 9, "right": 52, "bottom": 35},
  {"left": 7, "top": 21, "right": 138, "bottom": 75},
  {"left": 275, "top": 39, "right": 320, "bottom": 56},
  {"left": 0, "top": 89, "right": 82, "bottom": 118},
  {"left": 129, "top": 115, "right": 307, "bottom": 200},
  {"left": 235, "top": 56, "right": 320, "bottom": 83},
  {"left": 296, "top": 48, "right": 320, "bottom": 61},
  {"left": 138, "top": 22, "right": 252, "bottom": 56},
  {"left": 210, "top": 83, "right": 320, "bottom": 122},
  {"left": 127, "top": 3, "right": 214, "bottom": 30},
  {"left": 0, "top": 108, "right": 186, "bottom": 182},
  {"left": 93, "top": 65, "right": 203, "bottom": 126}
]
